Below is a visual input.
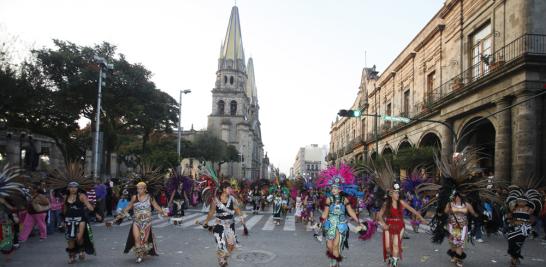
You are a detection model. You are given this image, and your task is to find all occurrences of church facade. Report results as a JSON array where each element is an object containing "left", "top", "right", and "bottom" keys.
[{"left": 207, "top": 6, "right": 265, "bottom": 180}]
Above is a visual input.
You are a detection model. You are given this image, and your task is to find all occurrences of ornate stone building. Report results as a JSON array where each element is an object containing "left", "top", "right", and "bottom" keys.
[
  {"left": 329, "top": 0, "right": 546, "bottom": 185},
  {"left": 207, "top": 6, "right": 265, "bottom": 180}
]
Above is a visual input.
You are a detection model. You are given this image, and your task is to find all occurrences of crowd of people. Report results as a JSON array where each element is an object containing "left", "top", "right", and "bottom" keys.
[{"left": 1, "top": 149, "right": 546, "bottom": 267}]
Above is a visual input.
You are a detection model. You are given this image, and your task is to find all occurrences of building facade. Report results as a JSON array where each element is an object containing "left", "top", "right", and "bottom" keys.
[
  {"left": 329, "top": 0, "right": 546, "bottom": 185},
  {"left": 207, "top": 6, "right": 265, "bottom": 180},
  {"left": 292, "top": 144, "right": 327, "bottom": 180}
]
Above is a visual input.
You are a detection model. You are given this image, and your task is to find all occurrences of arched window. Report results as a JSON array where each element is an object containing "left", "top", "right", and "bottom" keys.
[
  {"left": 230, "top": 100, "right": 237, "bottom": 115},
  {"left": 230, "top": 76, "right": 234, "bottom": 85},
  {"left": 217, "top": 100, "right": 225, "bottom": 115},
  {"left": 224, "top": 76, "right": 227, "bottom": 84}
]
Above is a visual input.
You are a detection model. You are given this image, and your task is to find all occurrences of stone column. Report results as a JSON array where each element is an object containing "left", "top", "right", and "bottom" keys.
[
  {"left": 441, "top": 120, "right": 454, "bottom": 160},
  {"left": 513, "top": 90, "right": 538, "bottom": 186},
  {"left": 494, "top": 98, "right": 511, "bottom": 184}
]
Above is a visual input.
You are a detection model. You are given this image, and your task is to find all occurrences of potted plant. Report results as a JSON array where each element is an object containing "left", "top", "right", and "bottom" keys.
[
  {"left": 490, "top": 55, "right": 505, "bottom": 71},
  {"left": 451, "top": 77, "right": 464, "bottom": 91}
]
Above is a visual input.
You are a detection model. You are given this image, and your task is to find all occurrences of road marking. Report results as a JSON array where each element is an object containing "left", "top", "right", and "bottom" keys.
[
  {"left": 177, "top": 214, "right": 206, "bottom": 228},
  {"left": 262, "top": 216, "right": 275, "bottom": 231},
  {"left": 238, "top": 215, "right": 263, "bottom": 230},
  {"left": 154, "top": 212, "right": 202, "bottom": 228},
  {"left": 283, "top": 216, "right": 295, "bottom": 231}
]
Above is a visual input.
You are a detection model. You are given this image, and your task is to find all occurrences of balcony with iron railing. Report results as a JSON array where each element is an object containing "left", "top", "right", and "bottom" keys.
[{"left": 412, "top": 33, "right": 546, "bottom": 115}]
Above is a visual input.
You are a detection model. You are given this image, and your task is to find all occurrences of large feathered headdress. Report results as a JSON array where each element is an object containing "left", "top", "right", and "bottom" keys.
[
  {"left": 125, "top": 163, "right": 165, "bottom": 196},
  {"left": 199, "top": 164, "right": 220, "bottom": 204},
  {"left": 415, "top": 146, "right": 500, "bottom": 244},
  {"left": 505, "top": 177, "right": 543, "bottom": 214},
  {"left": 359, "top": 159, "right": 399, "bottom": 196},
  {"left": 316, "top": 164, "right": 363, "bottom": 197},
  {"left": 0, "top": 164, "right": 29, "bottom": 203},
  {"left": 165, "top": 167, "right": 193, "bottom": 195},
  {"left": 402, "top": 167, "right": 431, "bottom": 193},
  {"left": 48, "top": 161, "right": 94, "bottom": 191}
]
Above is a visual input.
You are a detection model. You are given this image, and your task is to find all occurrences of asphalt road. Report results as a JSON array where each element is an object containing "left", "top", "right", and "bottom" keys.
[{"left": 5, "top": 209, "right": 546, "bottom": 267}]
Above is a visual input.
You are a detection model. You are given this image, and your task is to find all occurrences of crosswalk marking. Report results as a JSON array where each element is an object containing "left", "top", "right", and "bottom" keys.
[
  {"left": 283, "top": 216, "right": 295, "bottom": 231},
  {"left": 154, "top": 212, "right": 202, "bottom": 228},
  {"left": 238, "top": 215, "right": 263, "bottom": 230},
  {"left": 262, "top": 216, "right": 275, "bottom": 231},
  {"left": 182, "top": 214, "right": 207, "bottom": 228}
]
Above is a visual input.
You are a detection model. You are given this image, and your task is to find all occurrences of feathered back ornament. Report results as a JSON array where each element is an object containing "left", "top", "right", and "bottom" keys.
[
  {"left": 415, "top": 146, "right": 501, "bottom": 244},
  {"left": 126, "top": 164, "right": 164, "bottom": 196},
  {"left": 166, "top": 167, "right": 193, "bottom": 195},
  {"left": 359, "top": 160, "right": 398, "bottom": 195},
  {"left": 0, "top": 164, "right": 29, "bottom": 204},
  {"left": 402, "top": 167, "right": 430, "bottom": 193},
  {"left": 48, "top": 161, "right": 94, "bottom": 191}
]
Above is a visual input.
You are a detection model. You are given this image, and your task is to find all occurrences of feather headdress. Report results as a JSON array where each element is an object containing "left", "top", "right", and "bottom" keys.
[
  {"left": 316, "top": 164, "right": 363, "bottom": 197},
  {"left": 48, "top": 161, "right": 94, "bottom": 191},
  {"left": 125, "top": 163, "right": 165, "bottom": 196},
  {"left": 0, "top": 164, "right": 29, "bottom": 203},
  {"left": 402, "top": 167, "right": 430, "bottom": 193},
  {"left": 359, "top": 159, "right": 399, "bottom": 195},
  {"left": 166, "top": 167, "right": 193, "bottom": 195},
  {"left": 415, "top": 146, "right": 501, "bottom": 243},
  {"left": 505, "top": 177, "right": 543, "bottom": 214}
]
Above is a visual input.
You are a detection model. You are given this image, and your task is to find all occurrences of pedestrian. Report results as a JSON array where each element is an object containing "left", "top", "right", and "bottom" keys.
[
  {"left": 94, "top": 182, "right": 106, "bottom": 222},
  {"left": 105, "top": 180, "right": 114, "bottom": 217},
  {"left": 47, "top": 189, "right": 63, "bottom": 235},
  {"left": 19, "top": 184, "right": 49, "bottom": 242},
  {"left": 115, "top": 190, "right": 130, "bottom": 216}
]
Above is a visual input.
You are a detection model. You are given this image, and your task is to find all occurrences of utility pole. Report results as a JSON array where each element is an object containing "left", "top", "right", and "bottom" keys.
[
  {"left": 177, "top": 89, "right": 192, "bottom": 170},
  {"left": 93, "top": 56, "right": 113, "bottom": 183}
]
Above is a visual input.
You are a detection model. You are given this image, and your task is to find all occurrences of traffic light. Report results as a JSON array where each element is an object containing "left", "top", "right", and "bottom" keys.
[{"left": 338, "top": 109, "right": 362, "bottom": 117}]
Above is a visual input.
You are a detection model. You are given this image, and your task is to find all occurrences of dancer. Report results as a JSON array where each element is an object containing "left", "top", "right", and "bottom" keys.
[
  {"left": 272, "top": 191, "right": 283, "bottom": 225},
  {"left": 401, "top": 168, "right": 429, "bottom": 233},
  {"left": 316, "top": 164, "right": 367, "bottom": 267},
  {"left": 0, "top": 164, "right": 28, "bottom": 260},
  {"left": 417, "top": 148, "right": 499, "bottom": 267},
  {"left": 505, "top": 184, "right": 543, "bottom": 266},
  {"left": 368, "top": 162, "right": 427, "bottom": 267},
  {"left": 48, "top": 162, "right": 100, "bottom": 264},
  {"left": 116, "top": 166, "right": 167, "bottom": 263},
  {"left": 200, "top": 166, "right": 245, "bottom": 267}
]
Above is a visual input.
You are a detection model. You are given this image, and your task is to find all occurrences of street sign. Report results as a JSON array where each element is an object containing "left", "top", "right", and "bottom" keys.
[{"left": 382, "top": 115, "right": 410, "bottom": 123}]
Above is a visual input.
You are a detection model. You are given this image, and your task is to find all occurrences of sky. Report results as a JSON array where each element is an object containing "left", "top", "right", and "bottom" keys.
[{"left": 0, "top": 0, "right": 444, "bottom": 174}]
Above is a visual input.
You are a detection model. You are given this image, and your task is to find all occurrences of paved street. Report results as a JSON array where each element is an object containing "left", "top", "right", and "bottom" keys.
[{"left": 6, "top": 208, "right": 546, "bottom": 267}]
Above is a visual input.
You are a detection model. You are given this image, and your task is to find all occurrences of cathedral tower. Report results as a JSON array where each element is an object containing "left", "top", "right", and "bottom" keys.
[{"left": 207, "top": 6, "right": 264, "bottom": 179}]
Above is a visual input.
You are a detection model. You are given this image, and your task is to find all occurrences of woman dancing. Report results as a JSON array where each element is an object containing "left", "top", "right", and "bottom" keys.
[
  {"left": 201, "top": 180, "right": 245, "bottom": 267},
  {"left": 116, "top": 166, "right": 167, "bottom": 263},
  {"left": 49, "top": 162, "right": 100, "bottom": 264},
  {"left": 316, "top": 164, "right": 367, "bottom": 267}
]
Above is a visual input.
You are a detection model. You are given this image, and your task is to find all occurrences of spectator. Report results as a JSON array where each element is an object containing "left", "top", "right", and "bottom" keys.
[
  {"left": 86, "top": 187, "right": 96, "bottom": 222},
  {"left": 47, "top": 189, "right": 63, "bottom": 235},
  {"left": 105, "top": 180, "right": 114, "bottom": 217},
  {"left": 115, "top": 190, "right": 130, "bottom": 216},
  {"left": 19, "top": 186, "right": 49, "bottom": 242},
  {"left": 94, "top": 182, "right": 106, "bottom": 221}
]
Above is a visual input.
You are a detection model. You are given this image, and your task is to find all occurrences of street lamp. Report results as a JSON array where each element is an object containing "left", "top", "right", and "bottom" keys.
[
  {"left": 93, "top": 56, "right": 113, "bottom": 182},
  {"left": 177, "top": 89, "right": 191, "bottom": 168}
]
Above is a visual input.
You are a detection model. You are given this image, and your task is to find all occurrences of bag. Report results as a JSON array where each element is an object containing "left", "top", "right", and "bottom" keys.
[{"left": 32, "top": 196, "right": 50, "bottom": 213}]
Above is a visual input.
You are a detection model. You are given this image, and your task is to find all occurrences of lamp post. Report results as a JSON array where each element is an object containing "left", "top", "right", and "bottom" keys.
[
  {"left": 93, "top": 56, "right": 113, "bottom": 182},
  {"left": 177, "top": 89, "right": 192, "bottom": 168}
]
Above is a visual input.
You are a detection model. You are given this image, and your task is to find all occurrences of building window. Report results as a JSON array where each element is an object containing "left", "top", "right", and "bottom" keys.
[
  {"left": 471, "top": 23, "right": 492, "bottom": 79},
  {"left": 427, "top": 71, "right": 436, "bottom": 95},
  {"left": 217, "top": 100, "right": 225, "bottom": 115},
  {"left": 230, "top": 100, "right": 237, "bottom": 115},
  {"left": 224, "top": 76, "right": 227, "bottom": 84},
  {"left": 385, "top": 103, "right": 392, "bottom": 128},
  {"left": 230, "top": 76, "right": 234, "bottom": 85},
  {"left": 403, "top": 90, "right": 410, "bottom": 115}
]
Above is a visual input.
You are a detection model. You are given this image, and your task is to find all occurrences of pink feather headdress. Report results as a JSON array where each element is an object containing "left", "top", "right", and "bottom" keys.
[{"left": 316, "top": 164, "right": 356, "bottom": 188}]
